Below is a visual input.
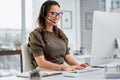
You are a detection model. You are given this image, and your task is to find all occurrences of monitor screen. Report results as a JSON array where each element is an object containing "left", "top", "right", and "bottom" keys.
[{"left": 90, "top": 11, "right": 120, "bottom": 66}]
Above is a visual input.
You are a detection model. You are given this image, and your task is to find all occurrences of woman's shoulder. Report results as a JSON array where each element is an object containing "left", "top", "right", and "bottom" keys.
[
  {"left": 60, "top": 30, "right": 67, "bottom": 39},
  {"left": 58, "top": 28, "right": 66, "bottom": 36},
  {"left": 30, "top": 27, "right": 42, "bottom": 34},
  {"left": 29, "top": 27, "right": 43, "bottom": 38},
  {"left": 58, "top": 28, "right": 68, "bottom": 41}
]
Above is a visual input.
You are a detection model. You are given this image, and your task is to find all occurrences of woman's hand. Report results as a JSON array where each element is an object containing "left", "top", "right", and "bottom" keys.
[
  {"left": 73, "top": 63, "right": 90, "bottom": 70},
  {"left": 62, "top": 63, "right": 90, "bottom": 71},
  {"left": 80, "top": 63, "right": 90, "bottom": 68},
  {"left": 63, "top": 65, "right": 85, "bottom": 71},
  {"left": 63, "top": 66, "right": 76, "bottom": 71}
]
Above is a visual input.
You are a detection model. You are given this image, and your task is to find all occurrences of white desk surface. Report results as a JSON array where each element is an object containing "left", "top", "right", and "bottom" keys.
[
  {"left": 1, "top": 62, "right": 120, "bottom": 80},
  {"left": 0, "top": 69, "right": 118, "bottom": 80}
]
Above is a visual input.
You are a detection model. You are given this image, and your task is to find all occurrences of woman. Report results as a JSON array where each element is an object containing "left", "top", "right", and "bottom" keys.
[{"left": 28, "top": 0, "right": 89, "bottom": 71}]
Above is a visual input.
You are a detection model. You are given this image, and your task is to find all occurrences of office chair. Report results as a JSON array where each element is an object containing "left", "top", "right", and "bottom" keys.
[{"left": 21, "top": 44, "right": 33, "bottom": 72}]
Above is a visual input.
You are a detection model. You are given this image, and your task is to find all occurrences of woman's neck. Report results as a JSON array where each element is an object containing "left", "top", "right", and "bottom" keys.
[{"left": 46, "top": 25, "right": 53, "bottom": 32}]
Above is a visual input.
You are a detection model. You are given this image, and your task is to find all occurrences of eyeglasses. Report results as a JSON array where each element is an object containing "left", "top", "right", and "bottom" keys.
[{"left": 48, "top": 12, "right": 63, "bottom": 17}]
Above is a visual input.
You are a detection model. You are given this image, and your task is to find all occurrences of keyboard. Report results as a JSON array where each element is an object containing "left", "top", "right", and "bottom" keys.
[{"left": 78, "top": 66, "right": 100, "bottom": 73}]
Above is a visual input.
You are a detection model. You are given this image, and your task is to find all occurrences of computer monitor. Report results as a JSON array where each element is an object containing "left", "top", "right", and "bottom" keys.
[
  {"left": 91, "top": 11, "right": 120, "bottom": 66},
  {"left": 115, "top": 38, "right": 120, "bottom": 50}
]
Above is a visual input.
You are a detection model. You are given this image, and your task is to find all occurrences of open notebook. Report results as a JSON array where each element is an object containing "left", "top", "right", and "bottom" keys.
[{"left": 16, "top": 70, "right": 62, "bottom": 78}]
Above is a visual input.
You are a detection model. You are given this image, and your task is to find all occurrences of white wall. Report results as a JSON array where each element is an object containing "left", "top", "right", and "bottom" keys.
[
  {"left": 80, "top": 0, "right": 105, "bottom": 52},
  {"left": 56, "top": 0, "right": 81, "bottom": 51},
  {"left": 31, "top": 0, "right": 45, "bottom": 29},
  {"left": 32, "top": 0, "right": 81, "bottom": 51}
]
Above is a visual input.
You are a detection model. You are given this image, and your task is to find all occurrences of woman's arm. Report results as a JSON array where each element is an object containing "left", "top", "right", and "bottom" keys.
[
  {"left": 35, "top": 55, "right": 78, "bottom": 71},
  {"left": 64, "top": 54, "right": 90, "bottom": 69},
  {"left": 64, "top": 54, "right": 79, "bottom": 65}
]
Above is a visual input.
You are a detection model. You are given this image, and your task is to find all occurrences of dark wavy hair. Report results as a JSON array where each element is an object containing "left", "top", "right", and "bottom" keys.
[{"left": 36, "top": 0, "right": 65, "bottom": 43}]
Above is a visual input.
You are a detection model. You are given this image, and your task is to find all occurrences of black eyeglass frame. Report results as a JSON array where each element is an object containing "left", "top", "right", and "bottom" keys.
[{"left": 48, "top": 12, "right": 63, "bottom": 17}]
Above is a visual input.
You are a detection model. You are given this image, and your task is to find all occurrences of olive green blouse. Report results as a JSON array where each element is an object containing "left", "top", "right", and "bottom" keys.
[{"left": 28, "top": 29, "right": 70, "bottom": 68}]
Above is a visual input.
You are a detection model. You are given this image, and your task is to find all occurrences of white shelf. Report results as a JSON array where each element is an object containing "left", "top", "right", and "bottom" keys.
[
  {"left": 73, "top": 54, "right": 91, "bottom": 63},
  {"left": 74, "top": 54, "right": 91, "bottom": 59}
]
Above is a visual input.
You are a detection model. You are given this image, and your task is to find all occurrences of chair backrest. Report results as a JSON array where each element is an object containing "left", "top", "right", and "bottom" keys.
[{"left": 21, "top": 44, "right": 33, "bottom": 72}]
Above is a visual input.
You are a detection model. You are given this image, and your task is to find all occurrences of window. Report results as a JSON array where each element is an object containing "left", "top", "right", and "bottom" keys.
[{"left": 0, "top": 0, "right": 32, "bottom": 72}]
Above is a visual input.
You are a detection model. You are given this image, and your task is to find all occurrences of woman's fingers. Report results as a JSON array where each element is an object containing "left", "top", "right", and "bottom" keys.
[
  {"left": 80, "top": 63, "right": 90, "bottom": 68},
  {"left": 64, "top": 63, "right": 90, "bottom": 71},
  {"left": 64, "top": 66, "right": 75, "bottom": 71}
]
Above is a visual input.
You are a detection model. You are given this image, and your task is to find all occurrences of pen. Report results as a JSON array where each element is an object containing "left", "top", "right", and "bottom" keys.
[
  {"left": 63, "top": 75, "right": 76, "bottom": 78},
  {"left": 91, "top": 66, "right": 104, "bottom": 68}
]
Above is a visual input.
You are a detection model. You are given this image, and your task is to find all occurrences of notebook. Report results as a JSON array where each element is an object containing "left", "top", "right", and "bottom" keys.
[{"left": 16, "top": 70, "right": 62, "bottom": 78}]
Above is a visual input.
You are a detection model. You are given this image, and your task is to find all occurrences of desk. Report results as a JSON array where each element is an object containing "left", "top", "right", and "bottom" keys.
[
  {"left": 0, "top": 69, "right": 119, "bottom": 80},
  {"left": 0, "top": 50, "right": 22, "bottom": 72},
  {"left": 1, "top": 62, "right": 120, "bottom": 80}
]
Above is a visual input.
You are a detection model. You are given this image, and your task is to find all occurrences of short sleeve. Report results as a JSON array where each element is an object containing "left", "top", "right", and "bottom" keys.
[
  {"left": 28, "top": 30, "right": 45, "bottom": 57},
  {"left": 63, "top": 33, "right": 70, "bottom": 55}
]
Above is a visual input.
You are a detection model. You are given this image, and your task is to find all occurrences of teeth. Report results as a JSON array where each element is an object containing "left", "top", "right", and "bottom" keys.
[
  {"left": 52, "top": 21, "right": 57, "bottom": 23},
  {"left": 48, "top": 17, "right": 50, "bottom": 19},
  {"left": 53, "top": 22, "right": 56, "bottom": 24},
  {"left": 54, "top": 21, "right": 57, "bottom": 23}
]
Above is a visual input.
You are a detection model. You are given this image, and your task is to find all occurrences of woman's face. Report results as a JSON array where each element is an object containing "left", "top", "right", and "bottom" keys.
[{"left": 45, "top": 5, "right": 62, "bottom": 26}]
